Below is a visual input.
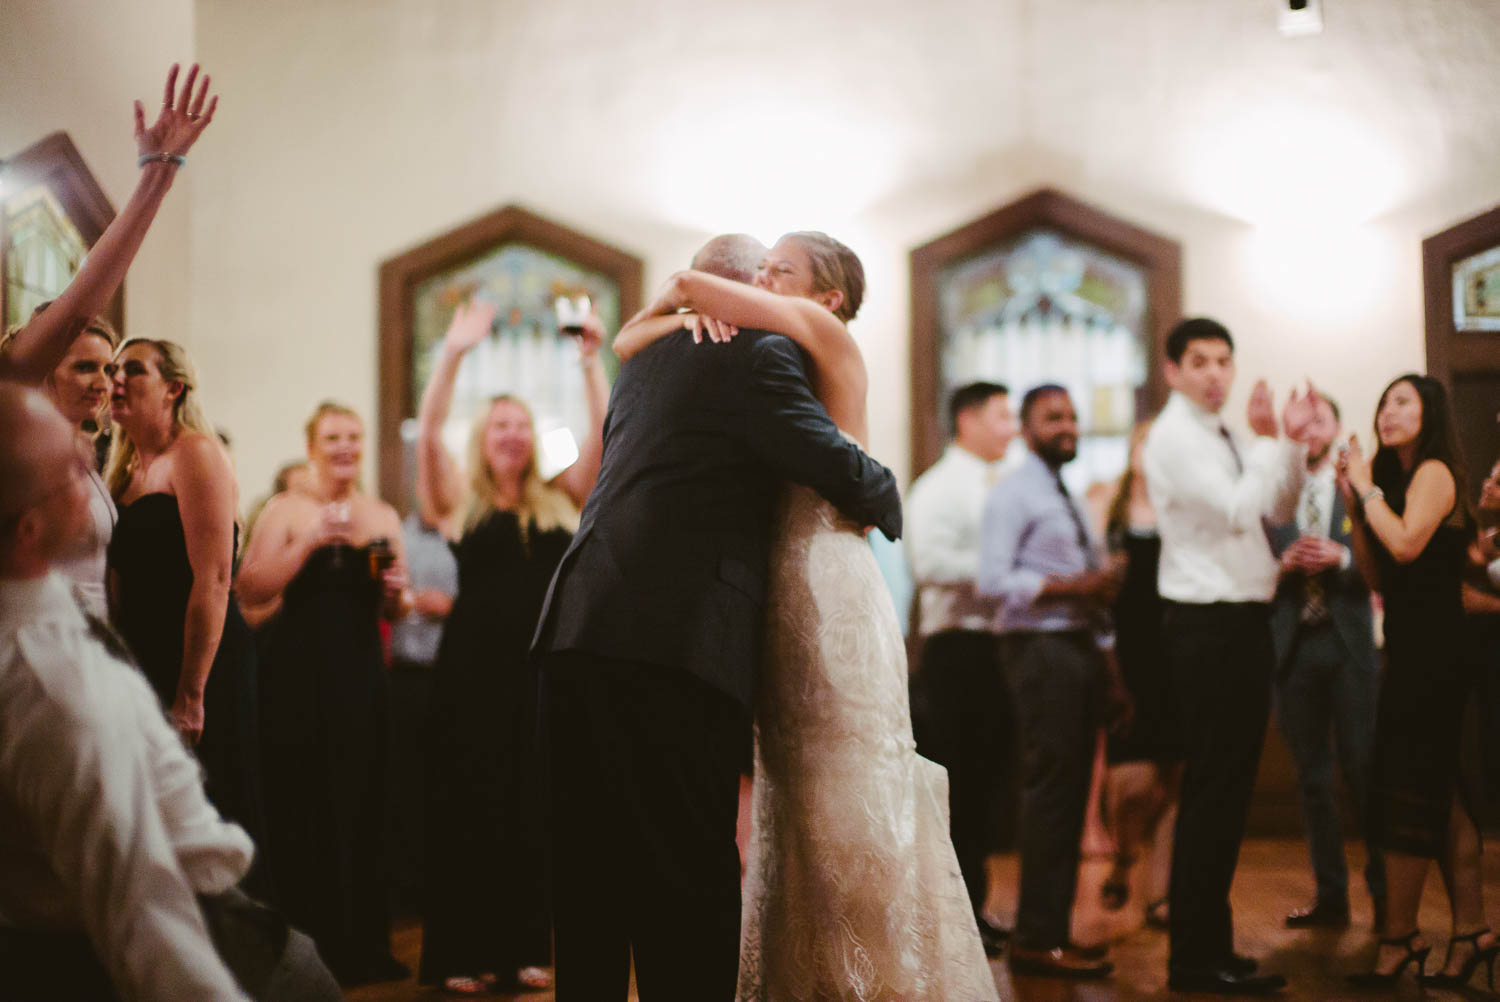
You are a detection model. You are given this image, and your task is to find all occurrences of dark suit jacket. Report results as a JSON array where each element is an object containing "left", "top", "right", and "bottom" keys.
[
  {"left": 1268, "top": 484, "right": 1376, "bottom": 675},
  {"left": 531, "top": 329, "right": 903, "bottom": 710}
]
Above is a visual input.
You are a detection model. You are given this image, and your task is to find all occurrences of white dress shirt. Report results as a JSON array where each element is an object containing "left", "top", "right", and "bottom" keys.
[
  {"left": 1144, "top": 392, "right": 1306, "bottom": 604},
  {"left": 905, "top": 443, "right": 1007, "bottom": 635},
  {"left": 0, "top": 572, "right": 253, "bottom": 1002}
]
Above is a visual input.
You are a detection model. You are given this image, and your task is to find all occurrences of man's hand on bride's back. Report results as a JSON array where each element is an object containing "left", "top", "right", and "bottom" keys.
[{"left": 689, "top": 313, "right": 739, "bottom": 344}]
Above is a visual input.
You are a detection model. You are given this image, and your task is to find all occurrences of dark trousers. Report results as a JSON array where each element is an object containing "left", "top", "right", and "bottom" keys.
[
  {"left": 1273, "top": 622, "right": 1384, "bottom": 908},
  {"left": 915, "top": 628, "right": 1012, "bottom": 920},
  {"left": 1001, "top": 630, "right": 1102, "bottom": 949},
  {"left": 544, "top": 651, "right": 746, "bottom": 1002},
  {"left": 1165, "top": 601, "right": 1273, "bottom": 969}
]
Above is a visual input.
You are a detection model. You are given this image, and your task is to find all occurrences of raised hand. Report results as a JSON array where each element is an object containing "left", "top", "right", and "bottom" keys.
[
  {"left": 1341, "top": 433, "right": 1374, "bottom": 496},
  {"left": 1247, "top": 379, "right": 1278, "bottom": 437},
  {"left": 134, "top": 63, "right": 218, "bottom": 159},
  {"left": 443, "top": 297, "right": 498, "bottom": 357},
  {"left": 576, "top": 309, "right": 606, "bottom": 360},
  {"left": 1281, "top": 381, "right": 1320, "bottom": 443}
]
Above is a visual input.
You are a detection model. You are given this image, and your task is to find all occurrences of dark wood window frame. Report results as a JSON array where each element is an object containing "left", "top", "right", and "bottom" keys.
[
  {"left": 1422, "top": 202, "right": 1500, "bottom": 382},
  {"left": 908, "top": 187, "right": 1181, "bottom": 478},
  {"left": 1, "top": 131, "right": 121, "bottom": 332},
  {"left": 376, "top": 204, "right": 642, "bottom": 506}
]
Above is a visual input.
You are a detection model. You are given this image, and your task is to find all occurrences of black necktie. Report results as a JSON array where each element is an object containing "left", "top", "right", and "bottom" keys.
[
  {"left": 1219, "top": 425, "right": 1244, "bottom": 475},
  {"left": 69, "top": 584, "right": 136, "bottom": 666},
  {"left": 1055, "top": 473, "right": 1099, "bottom": 571}
]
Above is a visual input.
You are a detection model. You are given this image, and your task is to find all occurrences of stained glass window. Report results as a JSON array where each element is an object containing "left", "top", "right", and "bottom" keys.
[
  {"left": 938, "top": 228, "right": 1149, "bottom": 492},
  {"left": 408, "top": 242, "right": 622, "bottom": 480},
  {"left": 3, "top": 183, "right": 87, "bottom": 331}
]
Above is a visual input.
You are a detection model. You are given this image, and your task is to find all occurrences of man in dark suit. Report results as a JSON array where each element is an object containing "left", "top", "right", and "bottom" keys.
[
  {"left": 532, "top": 234, "right": 903, "bottom": 1002},
  {"left": 1267, "top": 392, "right": 1383, "bottom": 930}
]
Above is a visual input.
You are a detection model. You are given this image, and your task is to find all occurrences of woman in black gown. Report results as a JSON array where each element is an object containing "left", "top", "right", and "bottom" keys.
[
  {"left": 1340, "top": 374, "right": 1494, "bottom": 988},
  {"left": 414, "top": 296, "right": 608, "bottom": 994},
  {"left": 1098, "top": 420, "right": 1181, "bottom": 924},
  {"left": 236, "top": 401, "right": 409, "bottom": 986},
  {"left": 103, "top": 338, "right": 266, "bottom": 875}
]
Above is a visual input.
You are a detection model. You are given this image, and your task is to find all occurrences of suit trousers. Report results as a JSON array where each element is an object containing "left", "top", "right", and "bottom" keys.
[
  {"left": 1000, "top": 630, "right": 1102, "bottom": 949},
  {"left": 1164, "top": 601, "right": 1274, "bottom": 969},
  {"left": 544, "top": 651, "right": 747, "bottom": 1002},
  {"left": 915, "top": 629, "right": 1012, "bottom": 920},
  {"left": 1273, "top": 621, "right": 1383, "bottom": 908}
]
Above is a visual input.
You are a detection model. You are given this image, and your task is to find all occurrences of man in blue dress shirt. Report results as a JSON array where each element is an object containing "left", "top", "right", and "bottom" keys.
[{"left": 979, "top": 383, "right": 1128, "bottom": 980}]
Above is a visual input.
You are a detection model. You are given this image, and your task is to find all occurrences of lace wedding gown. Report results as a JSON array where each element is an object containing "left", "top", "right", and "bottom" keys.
[{"left": 737, "top": 484, "right": 1001, "bottom": 1002}]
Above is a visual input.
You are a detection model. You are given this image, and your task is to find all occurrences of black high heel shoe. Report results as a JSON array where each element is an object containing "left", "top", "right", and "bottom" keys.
[
  {"left": 1347, "top": 930, "right": 1430, "bottom": 989},
  {"left": 1420, "top": 928, "right": 1500, "bottom": 990}
]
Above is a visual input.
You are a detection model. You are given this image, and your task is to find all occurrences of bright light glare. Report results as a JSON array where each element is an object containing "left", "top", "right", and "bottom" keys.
[
  {"left": 1179, "top": 103, "right": 1404, "bottom": 229},
  {"left": 648, "top": 94, "right": 900, "bottom": 237}
]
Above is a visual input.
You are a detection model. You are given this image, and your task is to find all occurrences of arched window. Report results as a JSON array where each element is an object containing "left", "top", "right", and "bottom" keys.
[
  {"left": 377, "top": 205, "right": 642, "bottom": 507},
  {"left": 910, "top": 188, "right": 1180, "bottom": 489}
]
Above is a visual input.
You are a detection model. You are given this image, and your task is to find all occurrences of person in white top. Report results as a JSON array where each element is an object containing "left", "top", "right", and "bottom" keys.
[
  {"left": 0, "top": 64, "right": 217, "bottom": 618},
  {"left": 0, "top": 382, "right": 340, "bottom": 1001},
  {"left": 1142, "top": 317, "right": 1318, "bottom": 996},
  {"left": 904, "top": 380, "right": 1016, "bottom": 954}
]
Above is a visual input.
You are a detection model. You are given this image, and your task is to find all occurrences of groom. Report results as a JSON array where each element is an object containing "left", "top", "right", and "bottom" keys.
[{"left": 533, "top": 234, "right": 903, "bottom": 1001}]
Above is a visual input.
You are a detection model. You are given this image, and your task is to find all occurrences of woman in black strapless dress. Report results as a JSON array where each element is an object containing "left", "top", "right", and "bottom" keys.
[
  {"left": 103, "top": 338, "right": 266, "bottom": 874},
  {"left": 236, "top": 401, "right": 409, "bottom": 986},
  {"left": 1340, "top": 374, "right": 1494, "bottom": 989},
  {"left": 413, "top": 297, "right": 608, "bottom": 994}
]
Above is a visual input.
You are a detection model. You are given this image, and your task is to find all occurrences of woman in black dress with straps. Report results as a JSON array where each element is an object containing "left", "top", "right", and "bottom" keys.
[
  {"left": 103, "top": 338, "right": 266, "bottom": 876},
  {"left": 415, "top": 297, "right": 608, "bottom": 995},
  {"left": 1340, "top": 374, "right": 1494, "bottom": 989},
  {"left": 236, "top": 401, "right": 409, "bottom": 986}
]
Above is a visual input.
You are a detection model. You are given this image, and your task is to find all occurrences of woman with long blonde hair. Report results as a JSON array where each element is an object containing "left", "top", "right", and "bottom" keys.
[
  {"left": 103, "top": 337, "right": 267, "bottom": 884},
  {"left": 236, "top": 400, "right": 409, "bottom": 986},
  {"left": 413, "top": 296, "right": 608, "bottom": 995}
]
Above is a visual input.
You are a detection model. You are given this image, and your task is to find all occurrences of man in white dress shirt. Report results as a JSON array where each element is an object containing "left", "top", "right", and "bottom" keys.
[
  {"left": 1142, "top": 318, "right": 1317, "bottom": 995},
  {"left": 0, "top": 383, "right": 339, "bottom": 1002},
  {"left": 905, "top": 381, "right": 1016, "bottom": 954}
]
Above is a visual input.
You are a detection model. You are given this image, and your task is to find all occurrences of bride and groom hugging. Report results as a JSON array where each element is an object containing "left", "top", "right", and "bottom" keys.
[{"left": 533, "top": 232, "right": 1000, "bottom": 1001}]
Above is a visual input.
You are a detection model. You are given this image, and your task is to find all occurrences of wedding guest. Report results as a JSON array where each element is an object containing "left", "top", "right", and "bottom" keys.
[
  {"left": 0, "top": 64, "right": 215, "bottom": 615},
  {"left": 1143, "top": 317, "right": 1316, "bottom": 995},
  {"left": 1098, "top": 420, "right": 1181, "bottom": 929},
  {"left": 236, "top": 401, "right": 408, "bottom": 986},
  {"left": 1339, "top": 374, "right": 1494, "bottom": 989},
  {"left": 0, "top": 382, "right": 340, "bottom": 1002},
  {"left": 905, "top": 379, "right": 1017, "bottom": 954},
  {"left": 979, "top": 384, "right": 1130, "bottom": 980},
  {"left": 103, "top": 338, "right": 267, "bottom": 892},
  {"left": 384, "top": 508, "right": 457, "bottom": 909},
  {"left": 1266, "top": 393, "right": 1383, "bottom": 930},
  {"left": 414, "top": 295, "right": 607, "bottom": 995}
]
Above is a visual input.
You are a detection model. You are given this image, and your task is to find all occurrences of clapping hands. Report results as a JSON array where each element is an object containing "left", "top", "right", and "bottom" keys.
[
  {"left": 134, "top": 63, "right": 217, "bottom": 160},
  {"left": 1245, "top": 379, "right": 1320, "bottom": 443}
]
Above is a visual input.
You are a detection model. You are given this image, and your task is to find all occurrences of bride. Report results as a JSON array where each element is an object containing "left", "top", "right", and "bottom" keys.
[{"left": 614, "top": 232, "right": 999, "bottom": 1002}]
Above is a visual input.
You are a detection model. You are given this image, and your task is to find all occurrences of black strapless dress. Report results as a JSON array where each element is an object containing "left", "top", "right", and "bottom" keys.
[
  {"left": 107, "top": 493, "right": 268, "bottom": 879},
  {"left": 258, "top": 543, "right": 401, "bottom": 985},
  {"left": 1106, "top": 528, "right": 1181, "bottom": 764},
  {"left": 419, "top": 512, "right": 572, "bottom": 984},
  {"left": 1370, "top": 477, "right": 1475, "bottom": 858}
]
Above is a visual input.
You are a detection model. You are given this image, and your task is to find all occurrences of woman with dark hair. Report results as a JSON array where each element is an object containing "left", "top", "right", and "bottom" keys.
[
  {"left": 413, "top": 298, "right": 608, "bottom": 995},
  {"left": 614, "top": 231, "right": 997, "bottom": 1000},
  {"left": 236, "top": 401, "right": 409, "bottom": 986},
  {"left": 1338, "top": 373, "right": 1494, "bottom": 988}
]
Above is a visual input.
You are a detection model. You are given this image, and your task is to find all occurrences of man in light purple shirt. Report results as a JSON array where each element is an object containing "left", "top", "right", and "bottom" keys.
[{"left": 979, "top": 384, "right": 1128, "bottom": 980}]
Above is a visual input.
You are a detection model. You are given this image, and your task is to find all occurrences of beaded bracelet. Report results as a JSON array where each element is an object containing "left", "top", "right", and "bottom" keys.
[
  {"left": 1360, "top": 486, "right": 1384, "bottom": 505},
  {"left": 137, "top": 152, "right": 187, "bottom": 169}
]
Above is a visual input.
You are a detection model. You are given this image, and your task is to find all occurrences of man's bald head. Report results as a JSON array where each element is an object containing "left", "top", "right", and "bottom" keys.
[
  {"left": 0, "top": 381, "right": 87, "bottom": 574},
  {"left": 691, "top": 234, "right": 766, "bottom": 284}
]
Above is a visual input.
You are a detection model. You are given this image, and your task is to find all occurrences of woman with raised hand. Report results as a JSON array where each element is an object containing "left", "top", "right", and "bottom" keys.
[
  {"left": 103, "top": 337, "right": 266, "bottom": 882},
  {"left": 415, "top": 297, "right": 608, "bottom": 996},
  {"left": 0, "top": 63, "right": 216, "bottom": 613},
  {"left": 614, "top": 232, "right": 998, "bottom": 1001},
  {"left": 236, "top": 401, "right": 409, "bottom": 986},
  {"left": 1338, "top": 374, "right": 1493, "bottom": 990}
]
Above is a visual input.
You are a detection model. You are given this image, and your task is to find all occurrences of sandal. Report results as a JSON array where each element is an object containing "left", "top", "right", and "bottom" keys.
[
  {"left": 516, "top": 966, "right": 553, "bottom": 991},
  {"left": 1101, "top": 854, "right": 1133, "bottom": 911}
]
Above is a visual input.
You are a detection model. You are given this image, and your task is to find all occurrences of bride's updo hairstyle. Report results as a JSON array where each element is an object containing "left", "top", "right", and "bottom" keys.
[{"left": 783, "top": 231, "right": 865, "bottom": 323}]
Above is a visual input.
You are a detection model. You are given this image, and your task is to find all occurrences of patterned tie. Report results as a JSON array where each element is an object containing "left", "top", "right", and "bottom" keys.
[
  {"left": 1300, "top": 489, "right": 1329, "bottom": 625},
  {"left": 69, "top": 583, "right": 137, "bottom": 666},
  {"left": 1055, "top": 473, "right": 1099, "bottom": 571}
]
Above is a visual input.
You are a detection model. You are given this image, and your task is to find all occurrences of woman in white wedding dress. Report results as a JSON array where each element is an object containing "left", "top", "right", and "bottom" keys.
[{"left": 614, "top": 232, "right": 1000, "bottom": 1002}]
